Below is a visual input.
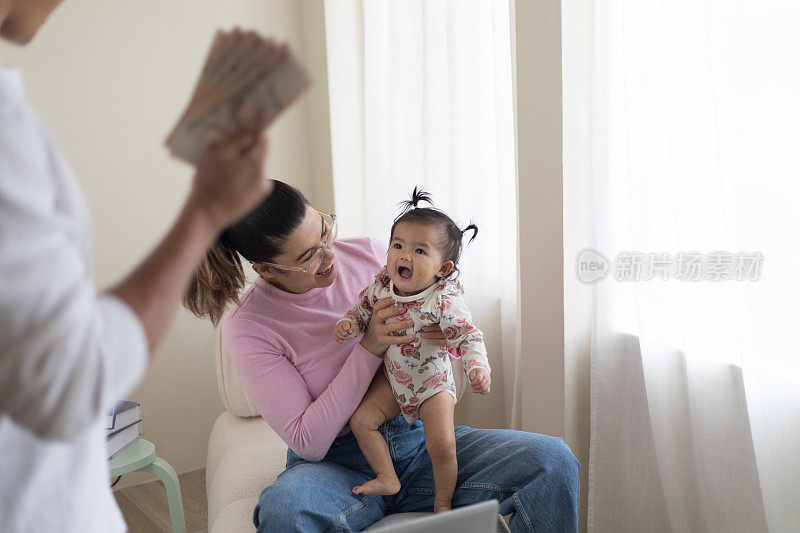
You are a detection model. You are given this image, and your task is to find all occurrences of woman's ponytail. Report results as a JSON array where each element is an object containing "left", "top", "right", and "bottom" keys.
[
  {"left": 182, "top": 180, "right": 310, "bottom": 326},
  {"left": 184, "top": 238, "right": 246, "bottom": 326}
]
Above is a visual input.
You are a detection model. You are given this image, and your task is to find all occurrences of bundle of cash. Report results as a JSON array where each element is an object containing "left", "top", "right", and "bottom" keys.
[{"left": 166, "top": 28, "right": 310, "bottom": 165}]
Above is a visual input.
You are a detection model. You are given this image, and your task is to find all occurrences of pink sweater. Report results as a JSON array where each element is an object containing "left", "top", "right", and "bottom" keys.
[{"left": 223, "top": 237, "right": 387, "bottom": 461}]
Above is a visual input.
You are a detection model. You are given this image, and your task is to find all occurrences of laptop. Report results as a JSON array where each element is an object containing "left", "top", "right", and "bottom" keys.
[{"left": 368, "top": 500, "right": 501, "bottom": 533}]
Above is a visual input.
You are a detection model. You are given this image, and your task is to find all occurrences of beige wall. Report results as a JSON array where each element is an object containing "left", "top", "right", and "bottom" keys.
[
  {"left": 0, "top": 0, "right": 330, "bottom": 489},
  {"left": 514, "top": 0, "right": 591, "bottom": 529},
  {"left": 300, "top": 0, "right": 336, "bottom": 213},
  {"left": 513, "top": 0, "right": 565, "bottom": 437},
  {"left": 561, "top": 1, "right": 594, "bottom": 530}
]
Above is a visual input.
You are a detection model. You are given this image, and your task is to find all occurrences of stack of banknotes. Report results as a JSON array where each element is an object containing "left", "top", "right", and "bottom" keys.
[{"left": 166, "top": 28, "right": 310, "bottom": 165}]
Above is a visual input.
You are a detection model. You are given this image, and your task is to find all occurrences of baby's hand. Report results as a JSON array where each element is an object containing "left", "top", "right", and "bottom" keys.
[
  {"left": 468, "top": 369, "right": 491, "bottom": 395},
  {"left": 334, "top": 320, "right": 357, "bottom": 343}
]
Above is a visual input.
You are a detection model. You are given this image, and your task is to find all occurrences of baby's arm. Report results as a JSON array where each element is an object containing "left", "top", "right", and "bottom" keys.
[
  {"left": 333, "top": 276, "right": 383, "bottom": 342},
  {"left": 438, "top": 285, "right": 491, "bottom": 394}
]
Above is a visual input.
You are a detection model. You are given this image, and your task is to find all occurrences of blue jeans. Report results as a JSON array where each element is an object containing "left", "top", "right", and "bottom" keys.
[{"left": 253, "top": 416, "right": 579, "bottom": 532}]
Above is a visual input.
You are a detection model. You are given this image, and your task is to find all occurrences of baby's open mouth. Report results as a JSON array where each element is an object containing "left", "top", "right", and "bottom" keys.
[{"left": 398, "top": 266, "right": 413, "bottom": 279}]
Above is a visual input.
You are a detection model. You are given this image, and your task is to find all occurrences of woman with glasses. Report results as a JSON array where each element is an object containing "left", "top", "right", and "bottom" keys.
[{"left": 186, "top": 180, "right": 580, "bottom": 532}]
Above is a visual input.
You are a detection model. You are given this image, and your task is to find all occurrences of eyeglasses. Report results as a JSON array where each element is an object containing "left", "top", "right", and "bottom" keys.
[{"left": 257, "top": 209, "right": 338, "bottom": 274}]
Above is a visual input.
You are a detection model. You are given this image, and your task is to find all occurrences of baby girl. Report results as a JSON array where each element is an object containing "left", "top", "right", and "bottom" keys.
[{"left": 333, "top": 188, "right": 491, "bottom": 513}]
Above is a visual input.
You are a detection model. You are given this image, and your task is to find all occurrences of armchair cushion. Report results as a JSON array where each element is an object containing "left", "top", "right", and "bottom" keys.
[{"left": 206, "top": 412, "right": 287, "bottom": 532}]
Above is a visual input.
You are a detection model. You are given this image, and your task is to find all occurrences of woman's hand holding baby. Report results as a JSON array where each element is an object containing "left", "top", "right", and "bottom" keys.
[
  {"left": 333, "top": 320, "right": 356, "bottom": 343},
  {"left": 420, "top": 324, "right": 452, "bottom": 348},
  {"left": 469, "top": 369, "right": 491, "bottom": 395},
  {"left": 360, "top": 298, "right": 416, "bottom": 357}
]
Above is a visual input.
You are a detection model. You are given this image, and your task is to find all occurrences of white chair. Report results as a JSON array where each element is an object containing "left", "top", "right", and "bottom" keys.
[{"left": 206, "top": 329, "right": 509, "bottom": 532}]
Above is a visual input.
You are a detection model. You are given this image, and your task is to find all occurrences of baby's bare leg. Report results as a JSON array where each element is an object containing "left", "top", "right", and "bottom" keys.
[
  {"left": 349, "top": 372, "right": 401, "bottom": 496},
  {"left": 417, "top": 391, "right": 457, "bottom": 513}
]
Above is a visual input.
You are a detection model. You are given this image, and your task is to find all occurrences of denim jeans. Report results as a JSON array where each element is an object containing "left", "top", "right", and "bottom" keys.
[{"left": 253, "top": 416, "right": 579, "bottom": 532}]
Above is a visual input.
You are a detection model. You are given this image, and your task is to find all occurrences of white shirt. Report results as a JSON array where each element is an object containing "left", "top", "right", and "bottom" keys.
[{"left": 0, "top": 63, "right": 148, "bottom": 532}]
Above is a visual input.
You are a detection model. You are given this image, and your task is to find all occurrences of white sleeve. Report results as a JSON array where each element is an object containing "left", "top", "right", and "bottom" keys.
[{"left": 0, "top": 71, "right": 149, "bottom": 441}]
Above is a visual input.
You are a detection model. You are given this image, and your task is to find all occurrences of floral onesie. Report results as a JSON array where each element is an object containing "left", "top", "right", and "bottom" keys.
[{"left": 337, "top": 267, "right": 490, "bottom": 422}]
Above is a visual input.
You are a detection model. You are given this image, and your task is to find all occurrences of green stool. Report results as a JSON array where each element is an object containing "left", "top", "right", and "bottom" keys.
[{"left": 109, "top": 439, "right": 186, "bottom": 533}]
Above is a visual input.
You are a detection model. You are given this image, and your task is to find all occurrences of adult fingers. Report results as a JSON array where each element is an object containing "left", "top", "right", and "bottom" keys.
[
  {"left": 388, "top": 334, "right": 416, "bottom": 345},
  {"left": 235, "top": 131, "right": 260, "bottom": 157},
  {"left": 422, "top": 334, "right": 447, "bottom": 346},
  {"left": 376, "top": 304, "right": 407, "bottom": 323},
  {"left": 244, "top": 132, "right": 269, "bottom": 161},
  {"left": 238, "top": 107, "right": 262, "bottom": 133},
  {"left": 214, "top": 128, "right": 255, "bottom": 158},
  {"left": 384, "top": 318, "right": 414, "bottom": 334},
  {"left": 203, "top": 131, "right": 225, "bottom": 154},
  {"left": 422, "top": 328, "right": 446, "bottom": 339},
  {"left": 372, "top": 297, "right": 396, "bottom": 314}
]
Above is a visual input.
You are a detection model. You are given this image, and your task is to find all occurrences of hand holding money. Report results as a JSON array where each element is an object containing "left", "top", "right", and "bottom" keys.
[
  {"left": 188, "top": 131, "right": 273, "bottom": 229},
  {"left": 166, "top": 28, "right": 310, "bottom": 165}
]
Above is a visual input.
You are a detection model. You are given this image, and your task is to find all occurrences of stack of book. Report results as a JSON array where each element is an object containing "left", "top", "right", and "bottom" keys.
[{"left": 106, "top": 400, "right": 142, "bottom": 460}]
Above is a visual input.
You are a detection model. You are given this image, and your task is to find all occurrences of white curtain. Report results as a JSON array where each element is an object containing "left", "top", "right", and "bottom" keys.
[
  {"left": 588, "top": 0, "right": 800, "bottom": 531},
  {"left": 361, "top": 0, "right": 519, "bottom": 428}
]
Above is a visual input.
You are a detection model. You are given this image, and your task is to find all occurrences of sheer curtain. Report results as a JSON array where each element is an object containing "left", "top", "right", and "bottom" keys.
[
  {"left": 361, "top": 0, "right": 519, "bottom": 427},
  {"left": 587, "top": 0, "right": 800, "bottom": 531}
]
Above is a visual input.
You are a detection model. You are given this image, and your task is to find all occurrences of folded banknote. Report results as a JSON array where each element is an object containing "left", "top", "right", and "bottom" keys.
[{"left": 166, "top": 28, "right": 310, "bottom": 165}]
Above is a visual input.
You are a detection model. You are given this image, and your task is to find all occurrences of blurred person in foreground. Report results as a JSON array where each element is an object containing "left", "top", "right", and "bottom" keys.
[{"left": 0, "top": 1, "right": 273, "bottom": 531}]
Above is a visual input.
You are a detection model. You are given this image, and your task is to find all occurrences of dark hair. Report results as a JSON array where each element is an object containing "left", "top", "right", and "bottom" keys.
[
  {"left": 184, "top": 180, "right": 309, "bottom": 325},
  {"left": 390, "top": 187, "right": 478, "bottom": 279}
]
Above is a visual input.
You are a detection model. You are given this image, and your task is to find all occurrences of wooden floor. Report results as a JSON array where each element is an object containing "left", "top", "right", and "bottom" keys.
[{"left": 114, "top": 468, "right": 208, "bottom": 533}]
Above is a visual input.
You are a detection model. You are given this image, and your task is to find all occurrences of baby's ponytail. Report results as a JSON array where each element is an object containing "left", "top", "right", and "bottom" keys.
[
  {"left": 398, "top": 186, "right": 434, "bottom": 213},
  {"left": 462, "top": 223, "right": 479, "bottom": 244},
  {"left": 184, "top": 238, "right": 246, "bottom": 326}
]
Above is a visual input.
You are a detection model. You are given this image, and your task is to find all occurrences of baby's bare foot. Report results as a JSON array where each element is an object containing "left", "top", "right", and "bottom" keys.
[
  {"left": 433, "top": 499, "right": 452, "bottom": 513},
  {"left": 352, "top": 475, "right": 401, "bottom": 496}
]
